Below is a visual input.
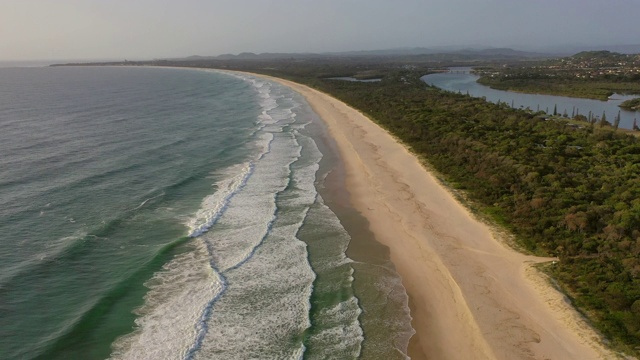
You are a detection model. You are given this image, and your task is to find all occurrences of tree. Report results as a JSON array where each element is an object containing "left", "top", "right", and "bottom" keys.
[
  {"left": 599, "top": 111, "right": 607, "bottom": 128},
  {"left": 613, "top": 110, "right": 621, "bottom": 131}
]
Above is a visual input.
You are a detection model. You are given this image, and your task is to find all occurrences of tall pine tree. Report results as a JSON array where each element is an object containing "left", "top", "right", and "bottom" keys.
[{"left": 599, "top": 111, "right": 607, "bottom": 128}]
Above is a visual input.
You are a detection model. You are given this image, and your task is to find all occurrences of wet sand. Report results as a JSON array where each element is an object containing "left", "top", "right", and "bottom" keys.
[{"left": 248, "top": 73, "right": 618, "bottom": 359}]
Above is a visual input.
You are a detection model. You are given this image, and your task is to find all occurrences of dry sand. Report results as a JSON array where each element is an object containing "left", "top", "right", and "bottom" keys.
[{"left": 250, "top": 73, "right": 619, "bottom": 360}]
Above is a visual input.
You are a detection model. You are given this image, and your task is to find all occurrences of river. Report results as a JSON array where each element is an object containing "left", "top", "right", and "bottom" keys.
[{"left": 422, "top": 67, "right": 640, "bottom": 130}]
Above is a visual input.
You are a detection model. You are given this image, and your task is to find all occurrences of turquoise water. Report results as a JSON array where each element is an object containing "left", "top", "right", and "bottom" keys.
[{"left": 0, "top": 66, "right": 413, "bottom": 359}]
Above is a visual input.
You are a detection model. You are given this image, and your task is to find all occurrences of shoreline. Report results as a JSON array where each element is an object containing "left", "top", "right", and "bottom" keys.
[
  {"left": 309, "top": 98, "right": 418, "bottom": 358},
  {"left": 250, "top": 73, "right": 619, "bottom": 359}
]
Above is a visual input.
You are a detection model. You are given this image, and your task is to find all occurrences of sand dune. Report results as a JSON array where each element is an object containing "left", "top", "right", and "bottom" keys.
[{"left": 252, "top": 73, "right": 618, "bottom": 360}]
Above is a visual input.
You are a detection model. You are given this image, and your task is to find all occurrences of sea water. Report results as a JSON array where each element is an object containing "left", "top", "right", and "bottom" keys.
[{"left": 0, "top": 66, "right": 413, "bottom": 359}]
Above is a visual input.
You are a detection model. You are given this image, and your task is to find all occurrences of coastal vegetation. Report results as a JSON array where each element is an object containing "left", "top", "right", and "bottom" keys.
[{"left": 475, "top": 51, "right": 640, "bottom": 101}]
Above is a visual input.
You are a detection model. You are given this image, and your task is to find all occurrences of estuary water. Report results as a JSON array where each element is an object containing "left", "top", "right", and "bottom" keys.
[
  {"left": 0, "top": 66, "right": 413, "bottom": 359},
  {"left": 422, "top": 67, "right": 640, "bottom": 130}
]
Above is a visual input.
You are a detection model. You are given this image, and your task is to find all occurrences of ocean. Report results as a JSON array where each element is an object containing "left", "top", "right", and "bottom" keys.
[{"left": 0, "top": 66, "right": 414, "bottom": 359}]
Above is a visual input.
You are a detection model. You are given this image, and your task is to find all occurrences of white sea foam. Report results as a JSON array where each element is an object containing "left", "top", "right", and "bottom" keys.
[
  {"left": 195, "top": 218, "right": 316, "bottom": 359},
  {"left": 203, "top": 130, "right": 300, "bottom": 271},
  {"left": 133, "top": 191, "right": 165, "bottom": 211},
  {"left": 304, "top": 196, "right": 355, "bottom": 273},
  {"left": 187, "top": 78, "right": 326, "bottom": 358},
  {"left": 186, "top": 163, "right": 253, "bottom": 238},
  {"left": 111, "top": 73, "right": 373, "bottom": 359},
  {"left": 109, "top": 238, "right": 223, "bottom": 360},
  {"left": 301, "top": 199, "right": 365, "bottom": 358},
  {"left": 304, "top": 297, "right": 364, "bottom": 360},
  {"left": 195, "top": 141, "right": 318, "bottom": 360},
  {"left": 372, "top": 264, "right": 416, "bottom": 358}
]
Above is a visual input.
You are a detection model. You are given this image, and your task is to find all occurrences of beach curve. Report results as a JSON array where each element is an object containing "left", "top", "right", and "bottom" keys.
[{"left": 239, "top": 72, "right": 619, "bottom": 360}]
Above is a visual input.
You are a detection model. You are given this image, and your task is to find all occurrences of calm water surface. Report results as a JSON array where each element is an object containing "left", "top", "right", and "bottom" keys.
[{"left": 422, "top": 67, "right": 640, "bottom": 130}]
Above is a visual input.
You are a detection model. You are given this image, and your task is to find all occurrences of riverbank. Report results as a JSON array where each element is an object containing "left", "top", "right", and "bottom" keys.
[
  {"left": 476, "top": 76, "right": 637, "bottom": 101},
  {"left": 620, "top": 97, "right": 640, "bottom": 111},
  {"left": 252, "top": 73, "right": 619, "bottom": 359},
  {"left": 424, "top": 69, "right": 640, "bottom": 130}
]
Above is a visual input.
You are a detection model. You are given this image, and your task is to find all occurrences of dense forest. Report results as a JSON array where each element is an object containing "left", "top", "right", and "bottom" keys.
[
  {"left": 237, "top": 64, "right": 640, "bottom": 355},
  {"left": 66, "top": 57, "right": 640, "bottom": 356}
]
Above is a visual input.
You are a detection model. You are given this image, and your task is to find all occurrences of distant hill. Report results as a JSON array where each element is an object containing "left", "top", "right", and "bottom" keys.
[
  {"left": 536, "top": 44, "right": 640, "bottom": 55},
  {"left": 568, "top": 50, "right": 640, "bottom": 62},
  {"left": 450, "top": 47, "right": 548, "bottom": 58},
  {"left": 571, "top": 50, "right": 624, "bottom": 59},
  {"left": 169, "top": 47, "right": 551, "bottom": 62},
  {"left": 324, "top": 47, "right": 548, "bottom": 58}
]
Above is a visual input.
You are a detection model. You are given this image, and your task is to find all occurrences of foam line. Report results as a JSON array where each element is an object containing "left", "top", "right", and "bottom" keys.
[{"left": 187, "top": 163, "right": 255, "bottom": 238}]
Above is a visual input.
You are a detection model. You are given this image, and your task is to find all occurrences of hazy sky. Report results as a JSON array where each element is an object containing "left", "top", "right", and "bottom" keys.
[{"left": 2, "top": 0, "right": 639, "bottom": 60}]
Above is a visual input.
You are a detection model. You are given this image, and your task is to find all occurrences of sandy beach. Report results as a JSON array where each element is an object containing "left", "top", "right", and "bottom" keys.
[{"left": 246, "top": 74, "right": 622, "bottom": 360}]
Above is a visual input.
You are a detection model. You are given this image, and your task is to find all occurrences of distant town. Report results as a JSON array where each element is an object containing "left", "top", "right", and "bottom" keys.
[{"left": 474, "top": 51, "right": 640, "bottom": 100}]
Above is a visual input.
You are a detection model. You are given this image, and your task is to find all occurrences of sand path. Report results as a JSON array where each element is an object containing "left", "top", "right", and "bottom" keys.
[{"left": 251, "top": 74, "right": 617, "bottom": 360}]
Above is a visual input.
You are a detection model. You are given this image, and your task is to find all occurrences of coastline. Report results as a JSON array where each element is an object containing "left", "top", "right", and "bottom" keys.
[{"left": 249, "top": 73, "right": 619, "bottom": 359}]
